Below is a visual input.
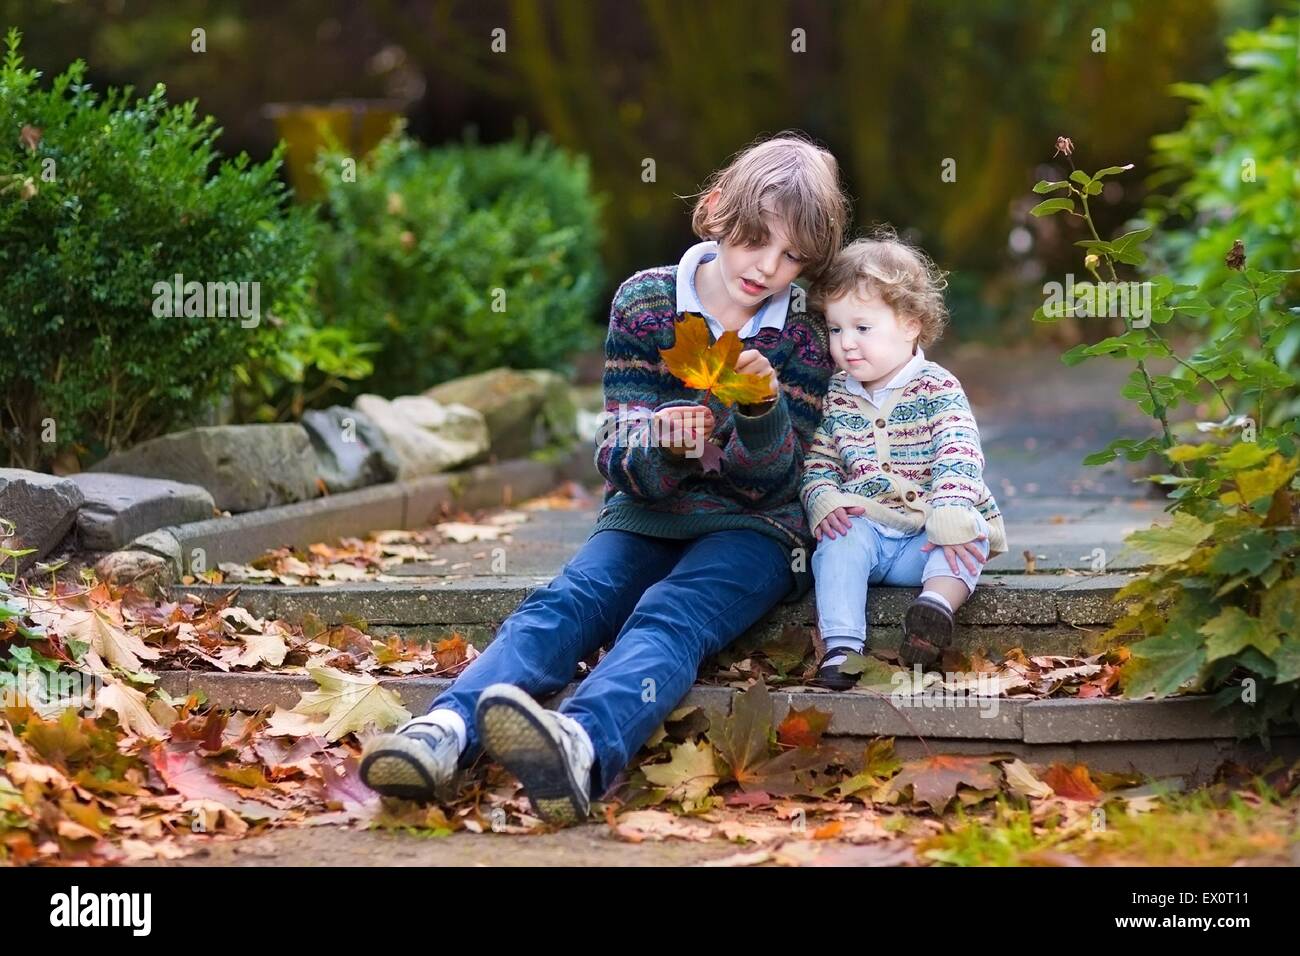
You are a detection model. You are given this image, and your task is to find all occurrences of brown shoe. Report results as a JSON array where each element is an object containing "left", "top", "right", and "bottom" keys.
[{"left": 898, "top": 594, "right": 955, "bottom": 667}]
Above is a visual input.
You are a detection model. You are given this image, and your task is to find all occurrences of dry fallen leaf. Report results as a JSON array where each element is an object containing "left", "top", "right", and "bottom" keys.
[{"left": 282, "top": 667, "right": 412, "bottom": 742}]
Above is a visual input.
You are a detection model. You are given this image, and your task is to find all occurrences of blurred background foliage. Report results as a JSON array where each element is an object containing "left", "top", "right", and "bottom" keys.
[{"left": 3, "top": 0, "right": 1286, "bottom": 339}]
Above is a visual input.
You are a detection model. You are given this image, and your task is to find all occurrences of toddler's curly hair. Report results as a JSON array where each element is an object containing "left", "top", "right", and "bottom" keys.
[{"left": 810, "top": 227, "right": 950, "bottom": 348}]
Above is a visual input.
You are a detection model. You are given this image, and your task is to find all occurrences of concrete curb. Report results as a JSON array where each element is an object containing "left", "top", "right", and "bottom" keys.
[
  {"left": 170, "top": 571, "right": 1136, "bottom": 629},
  {"left": 156, "top": 669, "right": 1292, "bottom": 745},
  {"left": 134, "top": 447, "right": 596, "bottom": 575}
]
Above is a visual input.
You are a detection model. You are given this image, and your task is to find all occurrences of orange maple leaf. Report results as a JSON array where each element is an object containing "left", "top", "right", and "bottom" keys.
[
  {"left": 659, "top": 312, "right": 775, "bottom": 407},
  {"left": 1042, "top": 762, "right": 1103, "bottom": 801}
]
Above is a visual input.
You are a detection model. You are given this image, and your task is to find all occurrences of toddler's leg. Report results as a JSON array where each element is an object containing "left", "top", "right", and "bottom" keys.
[
  {"left": 810, "top": 516, "right": 883, "bottom": 688},
  {"left": 879, "top": 516, "right": 992, "bottom": 667}
]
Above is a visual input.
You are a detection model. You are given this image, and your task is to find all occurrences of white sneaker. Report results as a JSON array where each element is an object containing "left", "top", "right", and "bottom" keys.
[
  {"left": 475, "top": 683, "right": 595, "bottom": 826},
  {"left": 360, "top": 712, "right": 463, "bottom": 801}
]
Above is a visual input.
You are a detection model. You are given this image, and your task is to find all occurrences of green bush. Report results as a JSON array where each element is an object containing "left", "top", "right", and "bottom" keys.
[
  {"left": 1143, "top": 11, "right": 1300, "bottom": 425},
  {"left": 0, "top": 29, "right": 317, "bottom": 468},
  {"left": 1032, "top": 151, "right": 1300, "bottom": 738},
  {"left": 314, "top": 132, "right": 604, "bottom": 397}
]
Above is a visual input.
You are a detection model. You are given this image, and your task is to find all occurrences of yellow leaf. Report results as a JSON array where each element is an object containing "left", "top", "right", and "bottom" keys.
[
  {"left": 95, "top": 680, "right": 167, "bottom": 739},
  {"left": 659, "top": 313, "right": 774, "bottom": 407},
  {"left": 288, "top": 667, "right": 411, "bottom": 742},
  {"left": 24, "top": 585, "right": 159, "bottom": 676},
  {"left": 227, "top": 630, "right": 288, "bottom": 669},
  {"left": 642, "top": 739, "right": 720, "bottom": 803},
  {"left": 1223, "top": 454, "right": 1298, "bottom": 507}
]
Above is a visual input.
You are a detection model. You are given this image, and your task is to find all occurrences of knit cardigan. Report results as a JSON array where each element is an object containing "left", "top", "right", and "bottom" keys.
[
  {"left": 592, "top": 266, "right": 836, "bottom": 601},
  {"left": 799, "top": 365, "right": 1008, "bottom": 554}
]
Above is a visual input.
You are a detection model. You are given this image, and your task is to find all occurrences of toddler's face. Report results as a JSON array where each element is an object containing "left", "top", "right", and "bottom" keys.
[
  {"left": 825, "top": 290, "right": 921, "bottom": 389},
  {"left": 715, "top": 212, "right": 805, "bottom": 309}
]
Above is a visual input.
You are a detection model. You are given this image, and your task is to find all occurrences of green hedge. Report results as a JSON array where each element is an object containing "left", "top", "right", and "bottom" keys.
[
  {"left": 314, "top": 132, "right": 604, "bottom": 398},
  {"left": 0, "top": 29, "right": 318, "bottom": 468},
  {"left": 1143, "top": 11, "right": 1300, "bottom": 424}
]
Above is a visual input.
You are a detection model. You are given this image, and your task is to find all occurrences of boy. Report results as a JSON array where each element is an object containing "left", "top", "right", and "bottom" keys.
[{"left": 362, "top": 133, "right": 847, "bottom": 824}]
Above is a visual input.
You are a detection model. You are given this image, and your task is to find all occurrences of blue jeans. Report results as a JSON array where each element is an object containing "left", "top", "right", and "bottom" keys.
[
  {"left": 811, "top": 513, "right": 991, "bottom": 645},
  {"left": 429, "top": 527, "right": 794, "bottom": 796}
]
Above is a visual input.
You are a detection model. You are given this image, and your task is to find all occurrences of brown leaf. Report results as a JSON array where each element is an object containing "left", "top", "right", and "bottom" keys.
[
  {"left": 777, "top": 705, "right": 832, "bottom": 749},
  {"left": 1043, "top": 762, "right": 1103, "bottom": 801},
  {"left": 883, "top": 754, "right": 1002, "bottom": 813}
]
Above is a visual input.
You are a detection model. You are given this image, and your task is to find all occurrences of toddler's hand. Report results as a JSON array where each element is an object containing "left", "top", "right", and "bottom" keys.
[
  {"left": 814, "top": 505, "right": 866, "bottom": 541},
  {"left": 920, "top": 535, "right": 989, "bottom": 575}
]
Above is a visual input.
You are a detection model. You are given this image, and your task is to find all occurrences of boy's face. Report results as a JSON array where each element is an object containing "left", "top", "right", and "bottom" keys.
[
  {"left": 714, "top": 210, "right": 806, "bottom": 309},
  {"left": 825, "top": 290, "right": 921, "bottom": 389}
]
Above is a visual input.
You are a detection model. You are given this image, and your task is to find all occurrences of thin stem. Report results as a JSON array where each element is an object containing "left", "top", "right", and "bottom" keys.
[
  {"left": 1075, "top": 186, "right": 1182, "bottom": 473},
  {"left": 1246, "top": 274, "right": 1268, "bottom": 430}
]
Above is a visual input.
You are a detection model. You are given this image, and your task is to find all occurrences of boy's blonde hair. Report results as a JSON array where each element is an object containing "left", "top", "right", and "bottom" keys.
[
  {"left": 811, "top": 227, "right": 950, "bottom": 349},
  {"left": 690, "top": 131, "right": 848, "bottom": 281}
]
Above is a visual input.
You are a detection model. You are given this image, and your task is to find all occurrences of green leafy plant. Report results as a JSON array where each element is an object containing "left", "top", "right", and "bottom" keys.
[
  {"left": 230, "top": 314, "right": 380, "bottom": 423},
  {"left": 312, "top": 130, "right": 605, "bottom": 398},
  {"left": 1031, "top": 139, "right": 1300, "bottom": 737},
  {"left": 0, "top": 29, "right": 317, "bottom": 468},
  {"left": 1143, "top": 10, "right": 1300, "bottom": 426}
]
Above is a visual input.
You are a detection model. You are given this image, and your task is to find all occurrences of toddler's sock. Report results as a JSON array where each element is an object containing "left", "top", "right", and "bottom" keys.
[
  {"left": 823, "top": 632, "right": 866, "bottom": 661},
  {"left": 918, "top": 589, "right": 954, "bottom": 613}
]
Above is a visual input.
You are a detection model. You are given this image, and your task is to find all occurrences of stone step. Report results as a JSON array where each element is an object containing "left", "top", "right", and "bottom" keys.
[
  {"left": 170, "top": 571, "right": 1135, "bottom": 657},
  {"left": 158, "top": 670, "right": 1300, "bottom": 786}
]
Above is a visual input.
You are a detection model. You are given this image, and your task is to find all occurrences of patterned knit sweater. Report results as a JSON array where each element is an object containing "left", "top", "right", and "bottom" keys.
[
  {"left": 799, "top": 365, "right": 1008, "bottom": 554},
  {"left": 593, "top": 266, "right": 836, "bottom": 601}
]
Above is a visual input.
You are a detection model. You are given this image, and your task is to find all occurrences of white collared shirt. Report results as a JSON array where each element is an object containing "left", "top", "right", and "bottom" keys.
[
  {"left": 843, "top": 347, "right": 928, "bottom": 408},
  {"left": 675, "top": 240, "right": 793, "bottom": 340}
]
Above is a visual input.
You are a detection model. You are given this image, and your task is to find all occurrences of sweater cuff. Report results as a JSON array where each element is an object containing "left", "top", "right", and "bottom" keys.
[
  {"left": 731, "top": 394, "right": 790, "bottom": 454},
  {"left": 645, "top": 442, "right": 702, "bottom": 478},
  {"left": 925, "top": 505, "right": 985, "bottom": 546}
]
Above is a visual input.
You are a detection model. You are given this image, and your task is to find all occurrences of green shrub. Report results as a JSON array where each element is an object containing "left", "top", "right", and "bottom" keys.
[
  {"left": 1032, "top": 149, "right": 1300, "bottom": 738},
  {"left": 1143, "top": 11, "right": 1300, "bottom": 425},
  {"left": 0, "top": 29, "right": 317, "bottom": 468},
  {"left": 314, "top": 132, "right": 604, "bottom": 397}
]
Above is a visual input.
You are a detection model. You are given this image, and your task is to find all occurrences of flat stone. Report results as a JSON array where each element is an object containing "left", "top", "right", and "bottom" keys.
[
  {"left": 0, "top": 469, "right": 85, "bottom": 573},
  {"left": 160, "top": 670, "right": 1299, "bottom": 783},
  {"left": 425, "top": 368, "right": 578, "bottom": 459},
  {"left": 1056, "top": 573, "right": 1139, "bottom": 625},
  {"left": 1020, "top": 696, "right": 1292, "bottom": 743},
  {"left": 301, "top": 406, "right": 398, "bottom": 494},
  {"left": 354, "top": 394, "right": 489, "bottom": 480},
  {"left": 93, "top": 549, "right": 174, "bottom": 598},
  {"left": 91, "top": 425, "right": 319, "bottom": 513},
  {"left": 68, "top": 472, "right": 215, "bottom": 550}
]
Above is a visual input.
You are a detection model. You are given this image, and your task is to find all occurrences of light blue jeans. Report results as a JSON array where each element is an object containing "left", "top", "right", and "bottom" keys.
[{"left": 811, "top": 512, "right": 992, "bottom": 644}]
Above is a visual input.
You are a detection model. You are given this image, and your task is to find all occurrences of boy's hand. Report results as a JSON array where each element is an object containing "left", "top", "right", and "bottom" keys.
[
  {"left": 654, "top": 404, "right": 714, "bottom": 457},
  {"left": 735, "top": 349, "right": 779, "bottom": 400},
  {"left": 813, "top": 505, "right": 866, "bottom": 541},
  {"left": 920, "top": 535, "right": 989, "bottom": 575}
]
